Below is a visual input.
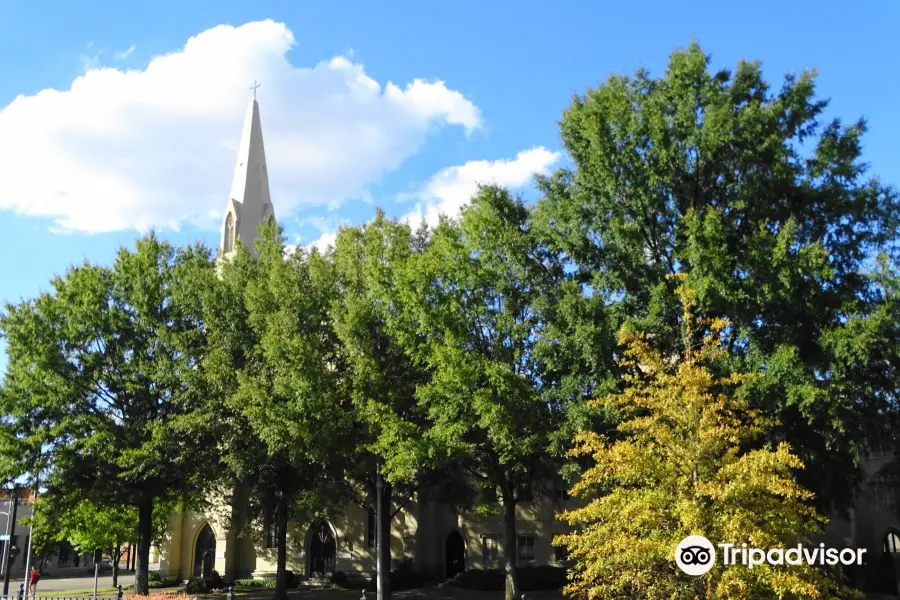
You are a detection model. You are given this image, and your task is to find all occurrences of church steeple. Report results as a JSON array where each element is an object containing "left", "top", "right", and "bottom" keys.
[{"left": 220, "top": 92, "right": 275, "bottom": 257}]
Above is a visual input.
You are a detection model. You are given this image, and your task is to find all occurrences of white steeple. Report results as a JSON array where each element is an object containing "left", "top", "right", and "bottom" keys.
[{"left": 220, "top": 91, "right": 275, "bottom": 257}]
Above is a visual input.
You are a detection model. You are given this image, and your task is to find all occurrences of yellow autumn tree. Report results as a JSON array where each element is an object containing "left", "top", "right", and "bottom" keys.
[{"left": 555, "top": 279, "right": 859, "bottom": 600}]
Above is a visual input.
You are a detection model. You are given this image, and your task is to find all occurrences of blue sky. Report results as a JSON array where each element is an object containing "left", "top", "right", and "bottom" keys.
[{"left": 1, "top": 0, "right": 898, "bottom": 373}]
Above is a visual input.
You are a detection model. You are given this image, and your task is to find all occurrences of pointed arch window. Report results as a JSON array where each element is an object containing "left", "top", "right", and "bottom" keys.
[
  {"left": 365, "top": 505, "right": 377, "bottom": 549},
  {"left": 264, "top": 509, "right": 280, "bottom": 550},
  {"left": 224, "top": 213, "right": 235, "bottom": 253},
  {"left": 885, "top": 531, "right": 900, "bottom": 554},
  {"left": 193, "top": 524, "right": 216, "bottom": 578}
]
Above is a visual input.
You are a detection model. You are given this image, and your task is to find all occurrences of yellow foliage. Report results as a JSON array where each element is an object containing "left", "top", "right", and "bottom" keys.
[{"left": 556, "top": 279, "right": 859, "bottom": 599}]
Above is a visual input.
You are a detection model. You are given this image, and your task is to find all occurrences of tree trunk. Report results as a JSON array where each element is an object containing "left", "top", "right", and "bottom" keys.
[
  {"left": 125, "top": 546, "right": 131, "bottom": 572},
  {"left": 502, "top": 496, "right": 520, "bottom": 600},
  {"left": 112, "top": 544, "right": 120, "bottom": 588},
  {"left": 135, "top": 497, "right": 154, "bottom": 595},
  {"left": 376, "top": 470, "right": 392, "bottom": 600},
  {"left": 272, "top": 497, "right": 289, "bottom": 600}
]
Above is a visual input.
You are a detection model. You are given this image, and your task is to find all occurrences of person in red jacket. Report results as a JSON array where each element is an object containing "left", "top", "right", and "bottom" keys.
[{"left": 28, "top": 567, "right": 39, "bottom": 597}]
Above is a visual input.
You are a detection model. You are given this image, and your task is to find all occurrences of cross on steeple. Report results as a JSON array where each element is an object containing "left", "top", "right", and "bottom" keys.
[{"left": 249, "top": 80, "right": 261, "bottom": 99}]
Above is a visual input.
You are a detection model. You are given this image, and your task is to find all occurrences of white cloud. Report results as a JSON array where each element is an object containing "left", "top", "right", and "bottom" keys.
[
  {"left": 114, "top": 45, "right": 136, "bottom": 60},
  {"left": 304, "top": 231, "right": 338, "bottom": 253},
  {"left": 401, "top": 147, "right": 560, "bottom": 228},
  {"left": 0, "top": 20, "right": 482, "bottom": 234},
  {"left": 299, "top": 147, "right": 560, "bottom": 253}
]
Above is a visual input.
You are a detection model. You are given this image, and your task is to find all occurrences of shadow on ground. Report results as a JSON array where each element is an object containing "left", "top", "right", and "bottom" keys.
[{"left": 199, "top": 587, "right": 565, "bottom": 600}]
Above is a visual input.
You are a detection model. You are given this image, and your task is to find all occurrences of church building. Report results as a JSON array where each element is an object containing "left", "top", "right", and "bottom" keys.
[
  {"left": 153, "top": 95, "right": 576, "bottom": 583},
  {"left": 154, "top": 96, "right": 900, "bottom": 590}
]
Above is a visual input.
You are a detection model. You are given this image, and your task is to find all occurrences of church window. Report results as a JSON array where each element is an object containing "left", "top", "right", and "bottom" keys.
[
  {"left": 516, "top": 481, "right": 533, "bottom": 503},
  {"left": 264, "top": 510, "right": 280, "bottom": 550},
  {"left": 517, "top": 535, "right": 535, "bottom": 562},
  {"left": 870, "top": 472, "right": 899, "bottom": 512},
  {"left": 366, "top": 506, "right": 377, "bottom": 549},
  {"left": 192, "top": 524, "right": 216, "bottom": 578},
  {"left": 481, "top": 534, "right": 499, "bottom": 568},
  {"left": 553, "top": 544, "right": 569, "bottom": 562},
  {"left": 553, "top": 476, "right": 570, "bottom": 501},
  {"left": 885, "top": 531, "right": 900, "bottom": 554},
  {"left": 224, "top": 213, "right": 235, "bottom": 253}
]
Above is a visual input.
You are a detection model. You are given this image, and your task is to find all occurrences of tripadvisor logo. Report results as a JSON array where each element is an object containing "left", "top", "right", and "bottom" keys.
[
  {"left": 676, "top": 535, "right": 716, "bottom": 575},
  {"left": 675, "top": 535, "right": 867, "bottom": 576}
]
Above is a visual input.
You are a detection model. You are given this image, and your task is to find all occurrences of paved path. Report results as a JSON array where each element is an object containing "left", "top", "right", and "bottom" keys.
[{"left": 2, "top": 574, "right": 135, "bottom": 594}]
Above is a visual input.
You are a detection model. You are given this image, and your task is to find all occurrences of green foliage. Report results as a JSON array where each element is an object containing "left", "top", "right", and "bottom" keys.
[
  {"left": 0, "top": 234, "right": 219, "bottom": 594},
  {"left": 147, "top": 578, "right": 177, "bottom": 589},
  {"left": 68, "top": 501, "right": 131, "bottom": 551},
  {"left": 533, "top": 42, "right": 900, "bottom": 510},
  {"left": 201, "top": 225, "right": 352, "bottom": 600},
  {"left": 402, "top": 186, "right": 593, "bottom": 600},
  {"left": 183, "top": 578, "right": 206, "bottom": 594},
  {"left": 234, "top": 578, "right": 275, "bottom": 589},
  {"left": 20, "top": 498, "right": 65, "bottom": 560},
  {"left": 1, "top": 40, "right": 897, "bottom": 600},
  {"left": 332, "top": 209, "right": 432, "bottom": 484},
  {"left": 408, "top": 187, "right": 563, "bottom": 471},
  {"left": 147, "top": 571, "right": 177, "bottom": 589}
]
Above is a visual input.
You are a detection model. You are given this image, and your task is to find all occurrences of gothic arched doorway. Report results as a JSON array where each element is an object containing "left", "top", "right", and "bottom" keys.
[
  {"left": 193, "top": 524, "right": 216, "bottom": 578},
  {"left": 307, "top": 521, "right": 336, "bottom": 576},
  {"left": 445, "top": 530, "right": 465, "bottom": 578}
]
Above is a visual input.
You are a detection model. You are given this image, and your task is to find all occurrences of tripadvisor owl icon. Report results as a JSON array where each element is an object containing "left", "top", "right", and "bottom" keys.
[{"left": 676, "top": 535, "right": 716, "bottom": 576}]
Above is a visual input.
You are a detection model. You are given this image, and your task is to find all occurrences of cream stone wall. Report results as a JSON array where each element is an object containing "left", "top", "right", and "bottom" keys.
[
  {"left": 248, "top": 503, "right": 417, "bottom": 579},
  {"left": 158, "top": 510, "right": 228, "bottom": 581},
  {"left": 158, "top": 490, "right": 572, "bottom": 582},
  {"left": 159, "top": 498, "right": 422, "bottom": 582},
  {"left": 458, "top": 499, "right": 573, "bottom": 571},
  {"left": 158, "top": 472, "right": 898, "bottom": 587}
]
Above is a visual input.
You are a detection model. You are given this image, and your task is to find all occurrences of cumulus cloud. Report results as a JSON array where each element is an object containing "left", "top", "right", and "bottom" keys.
[
  {"left": 0, "top": 20, "right": 482, "bottom": 233},
  {"left": 300, "top": 147, "right": 560, "bottom": 252},
  {"left": 400, "top": 147, "right": 560, "bottom": 228}
]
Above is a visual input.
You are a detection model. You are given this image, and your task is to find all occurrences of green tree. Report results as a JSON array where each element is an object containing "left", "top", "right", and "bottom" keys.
[
  {"left": 63, "top": 501, "right": 135, "bottom": 587},
  {"left": 206, "top": 227, "right": 352, "bottom": 600},
  {"left": 533, "top": 42, "right": 900, "bottom": 510},
  {"left": 557, "top": 279, "right": 857, "bottom": 599},
  {"left": 332, "top": 211, "right": 435, "bottom": 600},
  {"left": 20, "top": 498, "right": 64, "bottom": 573},
  {"left": 403, "top": 187, "right": 578, "bottom": 600},
  {"left": 0, "top": 234, "right": 218, "bottom": 594}
]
